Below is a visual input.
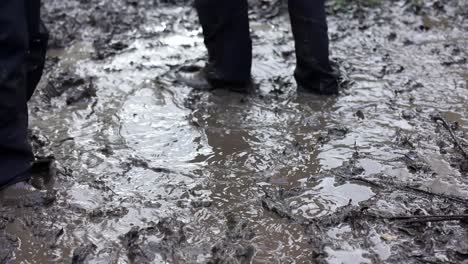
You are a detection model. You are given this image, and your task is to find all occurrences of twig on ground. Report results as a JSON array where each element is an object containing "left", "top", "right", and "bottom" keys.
[
  {"left": 349, "top": 176, "right": 468, "bottom": 204},
  {"left": 432, "top": 114, "right": 468, "bottom": 158},
  {"left": 389, "top": 214, "right": 468, "bottom": 224}
]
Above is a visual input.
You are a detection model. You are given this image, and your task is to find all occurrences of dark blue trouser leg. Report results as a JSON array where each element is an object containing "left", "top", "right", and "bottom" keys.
[
  {"left": 194, "top": 0, "right": 252, "bottom": 83},
  {"left": 288, "top": 0, "right": 336, "bottom": 87},
  {"left": 0, "top": 0, "right": 34, "bottom": 188}
]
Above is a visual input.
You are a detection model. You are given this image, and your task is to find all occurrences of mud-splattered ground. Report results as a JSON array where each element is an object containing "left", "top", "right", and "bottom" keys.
[{"left": 1, "top": 0, "right": 467, "bottom": 263}]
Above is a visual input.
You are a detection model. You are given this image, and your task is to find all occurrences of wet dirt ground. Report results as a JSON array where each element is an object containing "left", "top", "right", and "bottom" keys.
[{"left": 1, "top": 0, "right": 467, "bottom": 263}]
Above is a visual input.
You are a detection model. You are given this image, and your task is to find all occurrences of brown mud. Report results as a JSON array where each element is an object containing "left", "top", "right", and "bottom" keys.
[{"left": 1, "top": 0, "right": 467, "bottom": 263}]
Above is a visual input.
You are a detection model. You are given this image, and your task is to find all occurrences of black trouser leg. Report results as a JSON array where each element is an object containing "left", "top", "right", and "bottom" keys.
[
  {"left": 194, "top": 0, "right": 252, "bottom": 83},
  {"left": 26, "top": 0, "right": 48, "bottom": 100},
  {"left": 0, "top": 0, "right": 34, "bottom": 188},
  {"left": 289, "top": 0, "right": 337, "bottom": 93},
  {"left": 26, "top": 20, "right": 48, "bottom": 100}
]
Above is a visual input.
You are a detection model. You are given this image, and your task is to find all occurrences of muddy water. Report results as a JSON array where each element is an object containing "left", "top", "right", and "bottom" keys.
[{"left": 2, "top": 1, "right": 467, "bottom": 263}]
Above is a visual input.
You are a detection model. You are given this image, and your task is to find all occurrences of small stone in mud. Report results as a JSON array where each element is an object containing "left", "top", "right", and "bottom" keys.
[
  {"left": 66, "top": 80, "right": 97, "bottom": 105},
  {"left": 432, "top": 1, "right": 444, "bottom": 11},
  {"left": 403, "top": 39, "right": 415, "bottom": 46},
  {"left": 93, "top": 39, "right": 129, "bottom": 60},
  {"left": 176, "top": 200, "right": 188, "bottom": 208},
  {"left": 29, "top": 129, "right": 50, "bottom": 149},
  {"left": 143, "top": 200, "right": 162, "bottom": 208},
  {"left": 421, "top": 15, "right": 435, "bottom": 31},
  {"left": 109, "top": 41, "right": 128, "bottom": 51},
  {"left": 190, "top": 200, "right": 212, "bottom": 208},
  {"left": 41, "top": 72, "right": 86, "bottom": 102},
  {"left": 460, "top": 159, "right": 468, "bottom": 174},
  {"left": 208, "top": 212, "right": 256, "bottom": 263},
  {"left": 317, "top": 133, "right": 330, "bottom": 144},
  {"left": 404, "top": 151, "right": 431, "bottom": 173},
  {"left": 451, "top": 47, "right": 461, "bottom": 56},
  {"left": 261, "top": 197, "right": 294, "bottom": 220},
  {"left": 337, "top": 160, "right": 365, "bottom": 176},
  {"left": 381, "top": 64, "right": 405, "bottom": 75},
  {"left": 209, "top": 243, "right": 255, "bottom": 264},
  {"left": 281, "top": 50, "right": 294, "bottom": 58},
  {"left": 402, "top": 110, "right": 417, "bottom": 120},
  {"left": 98, "top": 145, "right": 114, "bottom": 156},
  {"left": 235, "top": 245, "right": 255, "bottom": 262},
  {"left": 328, "top": 126, "right": 349, "bottom": 138},
  {"left": 72, "top": 243, "right": 97, "bottom": 264},
  {"left": 225, "top": 213, "right": 255, "bottom": 241},
  {"left": 89, "top": 207, "right": 129, "bottom": 218},
  {"left": 450, "top": 121, "right": 459, "bottom": 131},
  {"left": 387, "top": 32, "right": 397, "bottom": 41},
  {"left": 441, "top": 57, "right": 467, "bottom": 67},
  {"left": 120, "top": 226, "right": 152, "bottom": 263},
  {"left": 355, "top": 110, "right": 365, "bottom": 119},
  {"left": 436, "top": 139, "right": 448, "bottom": 154}
]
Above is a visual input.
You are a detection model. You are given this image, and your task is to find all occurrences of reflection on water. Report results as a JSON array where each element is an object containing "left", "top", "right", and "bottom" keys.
[
  {"left": 288, "top": 177, "right": 375, "bottom": 218},
  {"left": 120, "top": 87, "right": 212, "bottom": 169},
  {"left": 325, "top": 247, "right": 372, "bottom": 264}
]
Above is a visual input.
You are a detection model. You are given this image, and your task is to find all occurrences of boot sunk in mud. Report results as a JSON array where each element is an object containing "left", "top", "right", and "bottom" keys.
[
  {"left": 0, "top": 158, "right": 56, "bottom": 207},
  {"left": 178, "top": 0, "right": 338, "bottom": 95},
  {"left": 177, "top": 65, "right": 255, "bottom": 93},
  {"left": 0, "top": 181, "right": 55, "bottom": 207}
]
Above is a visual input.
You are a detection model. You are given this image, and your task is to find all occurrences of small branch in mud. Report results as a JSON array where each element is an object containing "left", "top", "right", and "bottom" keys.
[
  {"left": 389, "top": 214, "right": 468, "bottom": 224},
  {"left": 349, "top": 176, "right": 468, "bottom": 205},
  {"left": 53, "top": 137, "right": 75, "bottom": 147},
  {"left": 431, "top": 114, "right": 468, "bottom": 158},
  {"left": 127, "top": 157, "right": 172, "bottom": 174}
]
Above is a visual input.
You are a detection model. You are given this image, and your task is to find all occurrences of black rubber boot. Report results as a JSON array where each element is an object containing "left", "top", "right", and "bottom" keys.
[
  {"left": 194, "top": 0, "right": 252, "bottom": 84},
  {"left": 289, "top": 0, "right": 338, "bottom": 95},
  {"left": 0, "top": 158, "right": 56, "bottom": 207},
  {"left": 0, "top": 181, "right": 55, "bottom": 207},
  {"left": 177, "top": 65, "right": 254, "bottom": 93}
]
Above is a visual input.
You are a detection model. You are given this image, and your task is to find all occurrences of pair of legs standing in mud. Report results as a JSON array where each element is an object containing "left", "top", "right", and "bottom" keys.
[
  {"left": 192, "top": 0, "right": 338, "bottom": 94},
  {"left": 0, "top": 0, "right": 335, "bottom": 199},
  {"left": 0, "top": 0, "right": 48, "bottom": 193}
]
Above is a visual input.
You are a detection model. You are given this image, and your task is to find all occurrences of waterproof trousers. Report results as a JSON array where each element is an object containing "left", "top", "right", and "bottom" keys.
[
  {"left": 194, "top": 0, "right": 335, "bottom": 86},
  {"left": 0, "top": 0, "right": 48, "bottom": 188}
]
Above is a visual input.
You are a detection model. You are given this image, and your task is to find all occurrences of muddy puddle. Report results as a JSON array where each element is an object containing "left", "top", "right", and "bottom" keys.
[{"left": 1, "top": 0, "right": 467, "bottom": 263}]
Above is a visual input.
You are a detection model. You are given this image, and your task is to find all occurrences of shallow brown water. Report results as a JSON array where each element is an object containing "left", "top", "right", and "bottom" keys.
[{"left": 1, "top": 1, "right": 467, "bottom": 263}]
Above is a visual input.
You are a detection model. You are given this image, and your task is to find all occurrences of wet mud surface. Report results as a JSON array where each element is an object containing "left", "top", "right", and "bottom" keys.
[{"left": 1, "top": 0, "right": 468, "bottom": 263}]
